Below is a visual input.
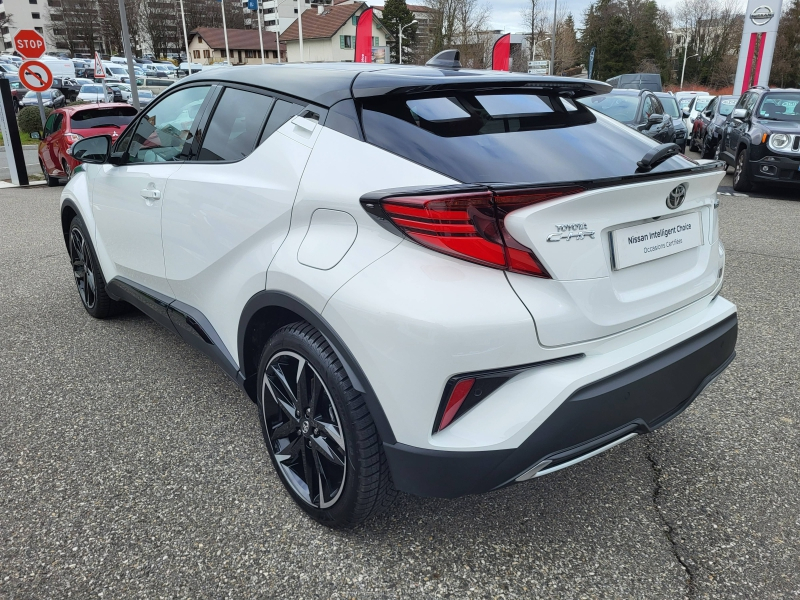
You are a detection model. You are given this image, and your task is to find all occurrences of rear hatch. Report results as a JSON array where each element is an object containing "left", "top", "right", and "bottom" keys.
[{"left": 357, "top": 77, "right": 725, "bottom": 346}]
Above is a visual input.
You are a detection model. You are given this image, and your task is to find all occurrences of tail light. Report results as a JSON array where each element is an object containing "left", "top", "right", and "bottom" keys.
[
  {"left": 64, "top": 133, "right": 83, "bottom": 145},
  {"left": 367, "top": 186, "right": 583, "bottom": 278}
]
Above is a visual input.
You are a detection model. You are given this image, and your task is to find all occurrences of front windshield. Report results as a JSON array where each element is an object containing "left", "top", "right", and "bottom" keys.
[
  {"left": 108, "top": 67, "right": 127, "bottom": 75},
  {"left": 659, "top": 97, "right": 680, "bottom": 118},
  {"left": 139, "top": 91, "right": 153, "bottom": 97},
  {"left": 24, "top": 91, "right": 51, "bottom": 98},
  {"left": 757, "top": 93, "right": 800, "bottom": 121},
  {"left": 81, "top": 85, "right": 103, "bottom": 94},
  {"left": 693, "top": 97, "right": 712, "bottom": 112},
  {"left": 581, "top": 94, "right": 639, "bottom": 123},
  {"left": 718, "top": 97, "right": 737, "bottom": 116},
  {"left": 678, "top": 97, "right": 694, "bottom": 109}
]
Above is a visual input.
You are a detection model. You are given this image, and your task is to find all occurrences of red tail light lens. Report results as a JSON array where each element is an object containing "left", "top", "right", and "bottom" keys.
[{"left": 378, "top": 187, "right": 583, "bottom": 277}]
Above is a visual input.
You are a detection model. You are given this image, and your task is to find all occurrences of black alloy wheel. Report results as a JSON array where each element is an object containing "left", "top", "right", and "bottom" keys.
[
  {"left": 733, "top": 148, "right": 754, "bottom": 192},
  {"left": 263, "top": 350, "right": 348, "bottom": 509},
  {"left": 66, "top": 215, "right": 124, "bottom": 318},
  {"left": 257, "top": 323, "right": 396, "bottom": 527},
  {"left": 69, "top": 225, "right": 97, "bottom": 310}
]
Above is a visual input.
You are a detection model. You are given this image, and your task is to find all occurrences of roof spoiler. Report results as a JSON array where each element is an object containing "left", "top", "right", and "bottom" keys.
[{"left": 352, "top": 73, "right": 612, "bottom": 100}]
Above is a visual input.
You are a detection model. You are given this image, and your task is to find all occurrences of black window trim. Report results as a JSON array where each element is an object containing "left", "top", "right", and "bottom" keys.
[{"left": 186, "top": 80, "right": 326, "bottom": 165}]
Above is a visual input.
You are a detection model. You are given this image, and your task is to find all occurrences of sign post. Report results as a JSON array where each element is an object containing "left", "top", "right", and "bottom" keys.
[
  {"left": 117, "top": 0, "right": 140, "bottom": 110},
  {"left": 528, "top": 60, "right": 550, "bottom": 75},
  {"left": 93, "top": 52, "right": 108, "bottom": 103},
  {"left": 733, "top": 0, "right": 783, "bottom": 93},
  {"left": 0, "top": 78, "right": 28, "bottom": 185},
  {"left": 13, "top": 29, "right": 49, "bottom": 133}
]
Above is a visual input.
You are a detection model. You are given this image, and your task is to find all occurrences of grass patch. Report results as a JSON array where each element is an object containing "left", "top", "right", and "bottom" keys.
[{"left": 0, "top": 132, "right": 41, "bottom": 146}]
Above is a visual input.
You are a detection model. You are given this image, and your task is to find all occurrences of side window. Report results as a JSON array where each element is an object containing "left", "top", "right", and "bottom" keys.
[
  {"left": 642, "top": 95, "right": 655, "bottom": 119},
  {"left": 43, "top": 113, "right": 56, "bottom": 137},
  {"left": 258, "top": 99, "right": 303, "bottom": 144},
  {"left": 651, "top": 97, "right": 664, "bottom": 115},
  {"left": 52, "top": 113, "right": 63, "bottom": 131},
  {"left": 197, "top": 88, "right": 274, "bottom": 161},
  {"left": 735, "top": 93, "right": 750, "bottom": 111},
  {"left": 126, "top": 85, "right": 211, "bottom": 164},
  {"left": 745, "top": 93, "right": 759, "bottom": 115}
]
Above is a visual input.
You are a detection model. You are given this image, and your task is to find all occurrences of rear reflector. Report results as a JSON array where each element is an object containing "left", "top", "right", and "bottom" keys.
[
  {"left": 376, "top": 186, "right": 583, "bottom": 277},
  {"left": 438, "top": 378, "right": 475, "bottom": 431}
]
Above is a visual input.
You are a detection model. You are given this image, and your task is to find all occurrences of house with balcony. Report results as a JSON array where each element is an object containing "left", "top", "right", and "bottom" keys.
[
  {"left": 188, "top": 27, "right": 285, "bottom": 65},
  {"left": 281, "top": 1, "right": 392, "bottom": 63}
]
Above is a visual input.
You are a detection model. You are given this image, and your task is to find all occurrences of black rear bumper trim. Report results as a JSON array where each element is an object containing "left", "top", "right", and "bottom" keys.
[{"left": 383, "top": 313, "right": 737, "bottom": 498}]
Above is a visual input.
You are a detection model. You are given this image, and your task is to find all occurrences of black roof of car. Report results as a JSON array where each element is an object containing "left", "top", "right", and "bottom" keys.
[
  {"left": 607, "top": 88, "right": 647, "bottom": 96},
  {"left": 181, "top": 63, "right": 612, "bottom": 108}
]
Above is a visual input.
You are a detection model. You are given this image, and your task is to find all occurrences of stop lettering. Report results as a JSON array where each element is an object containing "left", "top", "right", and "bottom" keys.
[{"left": 13, "top": 30, "right": 46, "bottom": 59}]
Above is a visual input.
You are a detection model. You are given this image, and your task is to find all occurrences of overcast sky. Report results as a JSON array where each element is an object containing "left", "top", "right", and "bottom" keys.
[{"left": 487, "top": 0, "right": 685, "bottom": 32}]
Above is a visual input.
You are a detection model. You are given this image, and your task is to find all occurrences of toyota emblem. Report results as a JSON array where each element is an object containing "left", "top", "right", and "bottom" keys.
[{"left": 666, "top": 184, "right": 687, "bottom": 210}]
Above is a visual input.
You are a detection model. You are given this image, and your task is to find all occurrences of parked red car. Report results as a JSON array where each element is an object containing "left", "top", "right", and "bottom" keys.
[{"left": 38, "top": 103, "right": 138, "bottom": 186}]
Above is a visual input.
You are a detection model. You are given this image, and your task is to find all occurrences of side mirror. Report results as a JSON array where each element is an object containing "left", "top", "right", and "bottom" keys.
[
  {"left": 648, "top": 113, "right": 664, "bottom": 125},
  {"left": 681, "top": 108, "right": 690, "bottom": 118},
  {"left": 69, "top": 135, "right": 111, "bottom": 163},
  {"left": 732, "top": 108, "right": 747, "bottom": 120}
]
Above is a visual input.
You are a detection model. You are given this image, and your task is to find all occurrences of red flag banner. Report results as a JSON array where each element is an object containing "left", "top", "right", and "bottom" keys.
[
  {"left": 355, "top": 8, "right": 374, "bottom": 63},
  {"left": 492, "top": 33, "right": 511, "bottom": 71}
]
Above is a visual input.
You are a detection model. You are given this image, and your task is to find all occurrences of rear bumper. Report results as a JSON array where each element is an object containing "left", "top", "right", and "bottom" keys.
[{"left": 383, "top": 313, "right": 737, "bottom": 498}]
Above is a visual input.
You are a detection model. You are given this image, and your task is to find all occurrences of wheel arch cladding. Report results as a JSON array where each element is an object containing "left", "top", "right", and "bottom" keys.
[
  {"left": 60, "top": 200, "right": 79, "bottom": 248},
  {"left": 238, "top": 291, "right": 396, "bottom": 444}
]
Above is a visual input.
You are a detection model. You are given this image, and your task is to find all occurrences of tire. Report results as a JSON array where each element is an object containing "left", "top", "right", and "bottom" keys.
[
  {"left": 732, "top": 147, "right": 754, "bottom": 192},
  {"left": 41, "top": 160, "right": 59, "bottom": 187},
  {"left": 62, "top": 159, "right": 71, "bottom": 180},
  {"left": 257, "top": 322, "right": 396, "bottom": 528},
  {"left": 67, "top": 215, "right": 125, "bottom": 318},
  {"left": 689, "top": 130, "right": 699, "bottom": 152},
  {"left": 700, "top": 135, "right": 713, "bottom": 159}
]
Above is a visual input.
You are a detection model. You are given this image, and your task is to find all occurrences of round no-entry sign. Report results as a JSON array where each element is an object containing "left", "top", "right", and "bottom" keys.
[
  {"left": 13, "top": 29, "right": 46, "bottom": 60},
  {"left": 20, "top": 60, "right": 53, "bottom": 93}
]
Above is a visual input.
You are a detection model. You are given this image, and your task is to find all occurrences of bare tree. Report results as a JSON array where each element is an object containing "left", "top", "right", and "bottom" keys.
[
  {"left": 49, "top": 0, "right": 102, "bottom": 55},
  {"left": 672, "top": 0, "right": 742, "bottom": 86},
  {"left": 521, "top": 0, "right": 551, "bottom": 63},
  {"left": 423, "top": 0, "right": 491, "bottom": 65}
]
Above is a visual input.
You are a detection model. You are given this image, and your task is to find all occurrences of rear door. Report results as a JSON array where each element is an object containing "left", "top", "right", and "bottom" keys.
[{"left": 162, "top": 86, "right": 310, "bottom": 354}]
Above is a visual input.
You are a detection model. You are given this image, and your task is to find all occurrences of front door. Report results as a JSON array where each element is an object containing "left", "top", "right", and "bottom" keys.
[{"left": 91, "top": 84, "right": 214, "bottom": 296}]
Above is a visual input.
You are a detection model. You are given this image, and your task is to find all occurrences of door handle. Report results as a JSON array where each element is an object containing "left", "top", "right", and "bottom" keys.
[{"left": 140, "top": 188, "right": 161, "bottom": 200}]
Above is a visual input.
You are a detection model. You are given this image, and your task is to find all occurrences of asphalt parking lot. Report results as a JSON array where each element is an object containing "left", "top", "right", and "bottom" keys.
[{"left": 1, "top": 171, "right": 798, "bottom": 599}]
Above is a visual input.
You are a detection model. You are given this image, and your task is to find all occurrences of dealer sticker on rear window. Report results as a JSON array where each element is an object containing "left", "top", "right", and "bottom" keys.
[{"left": 610, "top": 212, "right": 703, "bottom": 270}]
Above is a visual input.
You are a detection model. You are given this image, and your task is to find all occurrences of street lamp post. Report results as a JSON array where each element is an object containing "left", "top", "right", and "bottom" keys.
[
  {"left": 549, "top": 0, "right": 557, "bottom": 75},
  {"left": 398, "top": 19, "right": 417, "bottom": 65},
  {"left": 668, "top": 30, "right": 691, "bottom": 90}
]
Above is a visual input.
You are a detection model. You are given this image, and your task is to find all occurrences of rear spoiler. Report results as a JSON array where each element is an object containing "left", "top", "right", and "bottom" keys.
[{"left": 351, "top": 70, "right": 612, "bottom": 100}]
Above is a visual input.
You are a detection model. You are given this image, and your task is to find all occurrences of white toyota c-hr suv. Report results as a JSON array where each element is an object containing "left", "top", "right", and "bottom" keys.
[{"left": 62, "top": 56, "right": 737, "bottom": 528}]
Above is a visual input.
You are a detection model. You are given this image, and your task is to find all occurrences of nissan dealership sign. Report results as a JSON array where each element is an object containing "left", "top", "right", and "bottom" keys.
[{"left": 733, "top": 0, "right": 783, "bottom": 94}]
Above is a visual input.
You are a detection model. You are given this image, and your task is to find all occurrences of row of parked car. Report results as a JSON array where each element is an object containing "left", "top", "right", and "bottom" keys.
[{"left": 581, "top": 83, "right": 800, "bottom": 192}]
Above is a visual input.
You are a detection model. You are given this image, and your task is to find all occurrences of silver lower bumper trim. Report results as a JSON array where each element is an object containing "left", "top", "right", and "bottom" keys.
[{"left": 515, "top": 432, "right": 638, "bottom": 482}]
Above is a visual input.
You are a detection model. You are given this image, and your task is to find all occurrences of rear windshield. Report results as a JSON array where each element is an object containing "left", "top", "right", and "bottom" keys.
[
  {"left": 71, "top": 107, "right": 137, "bottom": 129},
  {"left": 360, "top": 91, "right": 693, "bottom": 185},
  {"left": 693, "top": 97, "right": 712, "bottom": 112}
]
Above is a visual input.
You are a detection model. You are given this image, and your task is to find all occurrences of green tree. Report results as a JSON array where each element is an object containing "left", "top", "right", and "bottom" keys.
[
  {"left": 772, "top": 0, "right": 800, "bottom": 87},
  {"left": 382, "top": 0, "right": 417, "bottom": 64}
]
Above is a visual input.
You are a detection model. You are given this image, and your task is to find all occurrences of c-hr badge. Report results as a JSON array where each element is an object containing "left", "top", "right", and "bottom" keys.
[
  {"left": 667, "top": 184, "right": 687, "bottom": 210},
  {"left": 547, "top": 223, "right": 596, "bottom": 242}
]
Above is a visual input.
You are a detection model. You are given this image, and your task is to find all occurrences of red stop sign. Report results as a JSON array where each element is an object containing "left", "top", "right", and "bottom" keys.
[{"left": 13, "top": 30, "right": 46, "bottom": 59}]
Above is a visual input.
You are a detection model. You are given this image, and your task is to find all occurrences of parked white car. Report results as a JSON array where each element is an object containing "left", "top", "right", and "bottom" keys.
[
  {"left": 62, "top": 61, "right": 737, "bottom": 528},
  {"left": 77, "top": 84, "right": 112, "bottom": 103}
]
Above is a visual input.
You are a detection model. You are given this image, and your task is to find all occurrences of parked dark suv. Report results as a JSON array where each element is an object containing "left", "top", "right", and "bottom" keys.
[
  {"left": 690, "top": 95, "right": 739, "bottom": 158},
  {"left": 579, "top": 89, "right": 675, "bottom": 144},
  {"left": 718, "top": 87, "right": 800, "bottom": 191}
]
